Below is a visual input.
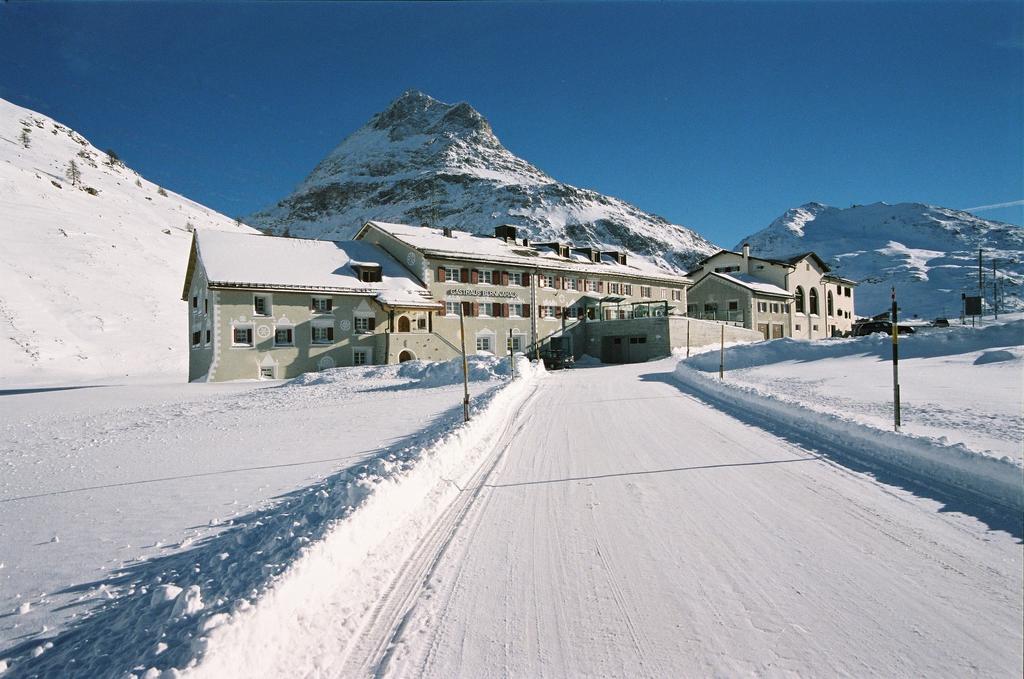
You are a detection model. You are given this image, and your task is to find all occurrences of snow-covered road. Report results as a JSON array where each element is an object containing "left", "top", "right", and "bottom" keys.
[{"left": 203, "top": 359, "right": 1023, "bottom": 677}]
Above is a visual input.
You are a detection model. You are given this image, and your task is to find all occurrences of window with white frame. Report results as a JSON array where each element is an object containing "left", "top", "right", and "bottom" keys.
[
  {"left": 274, "top": 327, "right": 294, "bottom": 346},
  {"left": 640, "top": 285, "right": 652, "bottom": 297},
  {"left": 672, "top": 289, "right": 682, "bottom": 301},
  {"left": 508, "top": 272, "right": 523, "bottom": 286},
  {"left": 191, "top": 330, "right": 201, "bottom": 347},
  {"left": 586, "top": 280, "right": 600, "bottom": 292},
  {"left": 509, "top": 334, "right": 524, "bottom": 352},
  {"left": 354, "top": 316, "right": 374, "bottom": 333},
  {"left": 540, "top": 274, "right": 555, "bottom": 288},
  {"left": 232, "top": 325, "right": 253, "bottom": 346},
  {"left": 475, "top": 335, "right": 493, "bottom": 353},
  {"left": 608, "top": 282, "right": 620, "bottom": 294},
  {"left": 192, "top": 295, "right": 198, "bottom": 312},
  {"left": 714, "top": 265, "right": 741, "bottom": 273},
  {"left": 540, "top": 306, "right": 557, "bottom": 318},
  {"left": 479, "top": 302, "right": 493, "bottom": 317},
  {"left": 757, "top": 301, "right": 768, "bottom": 313},
  {"left": 509, "top": 303, "right": 524, "bottom": 317},
  {"left": 564, "top": 277, "right": 578, "bottom": 291},
  {"left": 253, "top": 294, "right": 271, "bottom": 316},
  {"left": 353, "top": 348, "right": 370, "bottom": 366},
  {"left": 771, "top": 302, "right": 781, "bottom": 313},
  {"left": 622, "top": 284, "right": 633, "bottom": 296},
  {"left": 480, "top": 270, "right": 493, "bottom": 285},
  {"left": 444, "top": 267, "right": 461, "bottom": 282},
  {"left": 445, "top": 301, "right": 459, "bottom": 316},
  {"left": 311, "top": 325, "right": 334, "bottom": 344},
  {"left": 311, "top": 296, "right": 332, "bottom": 313}
]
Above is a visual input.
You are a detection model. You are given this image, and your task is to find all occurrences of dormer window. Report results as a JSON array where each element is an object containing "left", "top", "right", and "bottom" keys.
[{"left": 351, "top": 262, "right": 382, "bottom": 283}]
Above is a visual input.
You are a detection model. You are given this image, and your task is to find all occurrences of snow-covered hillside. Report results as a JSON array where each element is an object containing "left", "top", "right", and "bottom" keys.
[
  {"left": 248, "top": 90, "right": 716, "bottom": 271},
  {"left": 0, "top": 98, "right": 256, "bottom": 386},
  {"left": 736, "top": 202, "right": 1024, "bottom": 318}
]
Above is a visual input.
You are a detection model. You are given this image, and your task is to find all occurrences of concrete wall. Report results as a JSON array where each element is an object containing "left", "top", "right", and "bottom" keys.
[
  {"left": 576, "top": 316, "right": 763, "bottom": 364},
  {"left": 186, "top": 265, "right": 214, "bottom": 382},
  {"left": 667, "top": 317, "right": 764, "bottom": 351}
]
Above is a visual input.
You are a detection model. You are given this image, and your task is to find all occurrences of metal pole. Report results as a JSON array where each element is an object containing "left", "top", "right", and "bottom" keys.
[
  {"left": 686, "top": 319, "right": 691, "bottom": 358},
  {"left": 891, "top": 287, "right": 901, "bottom": 432},
  {"left": 978, "top": 248, "right": 984, "bottom": 325},
  {"left": 993, "top": 259, "right": 998, "bottom": 320},
  {"left": 719, "top": 324, "right": 725, "bottom": 379},
  {"left": 508, "top": 328, "right": 515, "bottom": 379},
  {"left": 459, "top": 303, "right": 470, "bottom": 422}
]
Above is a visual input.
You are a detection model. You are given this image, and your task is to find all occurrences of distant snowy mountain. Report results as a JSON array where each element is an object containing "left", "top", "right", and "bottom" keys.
[
  {"left": 248, "top": 90, "right": 716, "bottom": 272},
  {"left": 0, "top": 98, "right": 255, "bottom": 385},
  {"left": 737, "top": 202, "right": 1024, "bottom": 319}
]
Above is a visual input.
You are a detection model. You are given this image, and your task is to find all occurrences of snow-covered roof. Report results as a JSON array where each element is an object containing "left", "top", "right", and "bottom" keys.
[
  {"left": 695, "top": 271, "right": 793, "bottom": 298},
  {"left": 694, "top": 249, "right": 831, "bottom": 273},
  {"left": 191, "top": 230, "right": 437, "bottom": 308},
  {"left": 360, "top": 221, "right": 691, "bottom": 285}
]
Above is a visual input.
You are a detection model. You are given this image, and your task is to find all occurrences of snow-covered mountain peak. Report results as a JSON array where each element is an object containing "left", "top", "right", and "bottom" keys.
[
  {"left": 250, "top": 91, "right": 716, "bottom": 271},
  {"left": 737, "top": 201, "right": 1024, "bottom": 318}
]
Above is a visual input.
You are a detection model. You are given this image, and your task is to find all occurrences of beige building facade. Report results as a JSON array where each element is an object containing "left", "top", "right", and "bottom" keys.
[
  {"left": 687, "top": 245, "right": 857, "bottom": 340},
  {"left": 183, "top": 222, "right": 705, "bottom": 381}
]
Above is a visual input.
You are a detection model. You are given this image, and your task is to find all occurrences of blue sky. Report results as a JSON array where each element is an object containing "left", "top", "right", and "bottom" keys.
[{"left": 1, "top": 1, "right": 1021, "bottom": 246}]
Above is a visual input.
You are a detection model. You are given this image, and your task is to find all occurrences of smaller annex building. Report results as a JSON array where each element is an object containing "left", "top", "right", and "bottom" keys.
[
  {"left": 686, "top": 244, "right": 857, "bottom": 339},
  {"left": 183, "top": 223, "right": 763, "bottom": 381}
]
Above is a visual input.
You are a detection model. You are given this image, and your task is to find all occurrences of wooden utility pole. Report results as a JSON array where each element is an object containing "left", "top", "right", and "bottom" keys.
[
  {"left": 459, "top": 303, "right": 470, "bottom": 422},
  {"left": 891, "top": 287, "right": 901, "bottom": 432},
  {"left": 508, "top": 328, "right": 515, "bottom": 379}
]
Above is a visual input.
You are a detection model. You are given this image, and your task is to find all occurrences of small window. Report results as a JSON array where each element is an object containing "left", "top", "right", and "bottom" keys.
[
  {"left": 608, "top": 282, "right": 620, "bottom": 294},
  {"left": 586, "top": 280, "right": 600, "bottom": 292},
  {"left": 417, "top": 317, "right": 427, "bottom": 330},
  {"left": 480, "top": 270, "right": 493, "bottom": 285},
  {"left": 509, "top": 303, "right": 523, "bottom": 317},
  {"left": 311, "top": 325, "right": 334, "bottom": 344},
  {"left": 479, "top": 302, "right": 493, "bottom": 317},
  {"left": 204, "top": 298, "right": 208, "bottom": 314},
  {"left": 311, "top": 296, "right": 333, "bottom": 313},
  {"left": 445, "top": 301, "right": 459, "bottom": 316},
  {"left": 475, "top": 335, "right": 493, "bottom": 353},
  {"left": 353, "top": 349, "right": 369, "bottom": 366},
  {"left": 445, "top": 267, "right": 461, "bottom": 282},
  {"left": 771, "top": 303, "right": 780, "bottom": 313},
  {"left": 354, "top": 316, "right": 375, "bottom": 333},
  {"left": 704, "top": 303, "right": 717, "bottom": 313},
  {"left": 672, "top": 289, "right": 682, "bottom": 302},
  {"left": 795, "top": 324, "right": 801, "bottom": 331},
  {"left": 565, "top": 278, "right": 579, "bottom": 291},
  {"left": 192, "top": 330, "right": 201, "bottom": 347},
  {"left": 254, "top": 295, "right": 271, "bottom": 316},
  {"left": 274, "top": 327, "right": 294, "bottom": 346},
  {"left": 509, "top": 272, "right": 523, "bottom": 286},
  {"left": 358, "top": 267, "right": 381, "bottom": 283},
  {"left": 540, "top": 306, "right": 556, "bottom": 318},
  {"left": 640, "top": 285, "right": 651, "bottom": 297},
  {"left": 757, "top": 302, "right": 768, "bottom": 313},
  {"left": 728, "top": 300, "right": 739, "bottom": 311},
  {"left": 540, "top": 274, "right": 555, "bottom": 288},
  {"left": 233, "top": 326, "right": 253, "bottom": 346},
  {"left": 205, "top": 329, "right": 211, "bottom": 344},
  {"left": 622, "top": 284, "right": 632, "bottom": 296},
  {"left": 714, "top": 265, "right": 740, "bottom": 273},
  {"left": 508, "top": 334, "right": 524, "bottom": 352},
  {"left": 845, "top": 286, "right": 851, "bottom": 297},
  {"left": 192, "top": 295, "right": 198, "bottom": 311}
]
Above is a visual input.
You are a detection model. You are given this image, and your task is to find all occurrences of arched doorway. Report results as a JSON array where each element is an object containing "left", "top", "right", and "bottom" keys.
[
  {"left": 397, "top": 316, "right": 411, "bottom": 332},
  {"left": 398, "top": 350, "right": 415, "bottom": 362}
]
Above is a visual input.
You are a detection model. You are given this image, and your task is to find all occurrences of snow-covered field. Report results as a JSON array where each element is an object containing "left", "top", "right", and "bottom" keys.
[
  {"left": 0, "top": 97, "right": 253, "bottom": 387},
  {"left": 0, "top": 356, "right": 514, "bottom": 675},
  {"left": 679, "top": 316, "right": 1024, "bottom": 464}
]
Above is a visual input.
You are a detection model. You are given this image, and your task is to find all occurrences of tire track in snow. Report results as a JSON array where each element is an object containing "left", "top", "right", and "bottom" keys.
[{"left": 338, "top": 382, "right": 544, "bottom": 678}]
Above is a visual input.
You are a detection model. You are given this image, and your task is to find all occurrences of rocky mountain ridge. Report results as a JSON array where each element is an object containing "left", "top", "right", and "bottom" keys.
[{"left": 247, "top": 90, "right": 717, "bottom": 272}]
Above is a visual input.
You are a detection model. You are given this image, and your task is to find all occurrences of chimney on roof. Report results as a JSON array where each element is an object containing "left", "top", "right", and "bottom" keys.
[
  {"left": 494, "top": 225, "right": 518, "bottom": 242},
  {"left": 742, "top": 243, "right": 750, "bottom": 272},
  {"left": 523, "top": 238, "right": 530, "bottom": 247},
  {"left": 442, "top": 227, "right": 453, "bottom": 238}
]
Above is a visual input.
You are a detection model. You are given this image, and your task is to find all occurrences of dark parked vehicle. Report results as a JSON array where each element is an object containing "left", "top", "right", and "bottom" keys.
[
  {"left": 852, "top": 321, "right": 916, "bottom": 337},
  {"left": 932, "top": 318, "right": 950, "bottom": 328}
]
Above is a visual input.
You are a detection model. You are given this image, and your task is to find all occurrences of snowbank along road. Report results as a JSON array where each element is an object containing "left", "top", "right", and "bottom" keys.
[{"left": 194, "top": 359, "right": 1021, "bottom": 677}]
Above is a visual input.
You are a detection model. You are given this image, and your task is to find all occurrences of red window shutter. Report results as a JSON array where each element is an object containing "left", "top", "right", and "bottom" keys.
[
  {"left": 502, "top": 303, "right": 509, "bottom": 317},
  {"left": 437, "top": 266, "right": 446, "bottom": 282},
  {"left": 522, "top": 272, "right": 530, "bottom": 287},
  {"left": 500, "top": 271, "right": 509, "bottom": 286},
  {"left": 470, "top": 269, "right": 479, "bottom": 284},
  {"left": 581, "top": 278, "right": 587, "bottom": 291},
  {"left": 598, "top": 280, "right": 604, "bottom": 292},
  {"left": 522, "top": 304, "right": 530, "bottom": 317},
  {"left": 471, "top": 302, "right": 479, "bottom": 317},
  {"left": 554, "top": 307, "right": 563, "bottom": 319},
  {"left": 461, "top": 268, "right": 469, "bottom": 283}
]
